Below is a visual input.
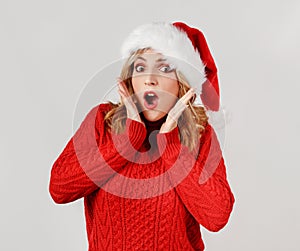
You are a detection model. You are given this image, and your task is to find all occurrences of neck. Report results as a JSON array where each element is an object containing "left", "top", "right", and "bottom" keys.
[{"left": 140, "top": 113, "right": 167, "bottom": 131}]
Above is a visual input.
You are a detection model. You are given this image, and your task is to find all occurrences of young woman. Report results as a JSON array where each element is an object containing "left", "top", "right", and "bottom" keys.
[{"left": 49, "top": 22, "right": 235, "bottom": 251}]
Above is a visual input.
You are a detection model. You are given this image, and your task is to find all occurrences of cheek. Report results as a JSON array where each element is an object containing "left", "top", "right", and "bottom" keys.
[
  {"left": 131, "top": 78, "right": 146, "bottom": 103},
  {"left": 164, "top": 79, "right": 179, "bottom": 97},
  {"left": 131, "top": 78, "right": 141, "bottom": 93}
]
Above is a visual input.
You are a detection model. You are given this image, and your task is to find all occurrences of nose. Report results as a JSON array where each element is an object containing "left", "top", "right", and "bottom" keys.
[{"left": 144, "top": 74, "right": 158, "bottom": 86}]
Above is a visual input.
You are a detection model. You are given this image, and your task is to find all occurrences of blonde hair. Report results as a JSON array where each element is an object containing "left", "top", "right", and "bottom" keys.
[{"left": 104, "top": 48, "right": 208, "bottom": 151}]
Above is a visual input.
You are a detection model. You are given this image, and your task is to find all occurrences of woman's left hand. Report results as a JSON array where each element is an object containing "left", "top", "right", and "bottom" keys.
[{"left": 159, "top": 88, "right": 195, "bottom": 133}]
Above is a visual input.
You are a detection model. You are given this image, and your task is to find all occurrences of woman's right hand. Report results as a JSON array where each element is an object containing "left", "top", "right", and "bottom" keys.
[{"left": 118, "top": 79, "right": 143, "bottom": 124}]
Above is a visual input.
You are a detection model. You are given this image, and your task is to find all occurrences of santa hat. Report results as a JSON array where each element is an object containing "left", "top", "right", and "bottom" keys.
[{"left": 121, "top": 21, "right": 220, "bottom": 111}]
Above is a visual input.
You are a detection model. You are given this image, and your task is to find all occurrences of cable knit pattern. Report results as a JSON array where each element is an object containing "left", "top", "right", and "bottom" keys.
[{"left": 49, "top": 103, "right": 235, "bottom": 251}]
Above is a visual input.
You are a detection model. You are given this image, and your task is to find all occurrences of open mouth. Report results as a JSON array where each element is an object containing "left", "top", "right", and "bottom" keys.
[{"left": 143, "top": 91, "right": 159, "bottom": 109}]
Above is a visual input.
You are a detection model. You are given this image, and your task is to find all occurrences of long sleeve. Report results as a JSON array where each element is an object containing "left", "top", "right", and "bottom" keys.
[
  {"left": 156, "top": 124, "right": 235, "bottom": 232},
  {"left": 49, "top": 104, "right": 147, "bottom": 204}
]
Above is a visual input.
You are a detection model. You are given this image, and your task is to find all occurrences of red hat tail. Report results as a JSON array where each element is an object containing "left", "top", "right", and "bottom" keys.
[{"left": 173, "top": 22, "right": 220, "bottom": 111}]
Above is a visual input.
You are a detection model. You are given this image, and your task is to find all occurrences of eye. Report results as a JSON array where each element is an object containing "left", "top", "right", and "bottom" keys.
[
  {"left": 159, "top": 64, "right": 175, "bottom": 73},
  {"left": 135, "top": 64, "right": 145, "bottom": 72}
]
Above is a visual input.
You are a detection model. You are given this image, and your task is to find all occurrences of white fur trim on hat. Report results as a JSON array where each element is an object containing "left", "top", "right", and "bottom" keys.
[{"left": 121, "top": 22, "right": 206, "bottom": 94}]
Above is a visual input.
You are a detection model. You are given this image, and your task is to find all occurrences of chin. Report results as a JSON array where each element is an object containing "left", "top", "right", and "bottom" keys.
[{"left": 142, "top": 110, "right": 166, "bottom": 122}]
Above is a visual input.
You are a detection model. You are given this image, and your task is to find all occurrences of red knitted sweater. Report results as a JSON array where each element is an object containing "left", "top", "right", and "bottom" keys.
[{"left": 49, "top": 103, "right": 235, "bottom": 251}]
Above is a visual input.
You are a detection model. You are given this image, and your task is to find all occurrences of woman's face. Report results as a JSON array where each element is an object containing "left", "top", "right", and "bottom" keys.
[{"left": 131, "top": 49, "right": 179, "bottom": 122}]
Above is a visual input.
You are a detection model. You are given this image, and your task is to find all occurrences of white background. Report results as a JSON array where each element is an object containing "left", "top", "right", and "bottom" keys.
[{"left": 1, "top": 0, "right": 299, "bottom": 250}]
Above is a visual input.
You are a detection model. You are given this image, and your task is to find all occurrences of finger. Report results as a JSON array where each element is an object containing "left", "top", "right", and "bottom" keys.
[
  {"left": 118, "top": 80, "right": 131, "bottom": 97},
  {"left": 174, "top": 94, "right": 192, "bottom": 113},
  {"left": 118, "top": 81, "right": 126, "bottom": 94},
  {"left": 118, "top": 85, "right": 126, "bottom": 99},
  {"left": 118, "top": 83, "right": 136, "bottom": 108},
  {"left": 118, "top": 88, "right": 126, "bottom": 100},
  {"left": 118, "top": 89, "right": 127, "bottom": 105},
  {"left": 118, "top": 82, "right": 132, "bottom": 102},
  {"left": 168, "top": 102, "right": 186, "bottom": 122},
  {"left": 180, "top": 88, "right": 195, "bottom": 104},
  {"left": 169, "top": 91, "right": 194, "bottom": 118}
]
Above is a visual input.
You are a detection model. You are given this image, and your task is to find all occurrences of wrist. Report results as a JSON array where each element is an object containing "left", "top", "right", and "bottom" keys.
[{"left": 159, "top": 121, "right": 177, "bottom": 133}]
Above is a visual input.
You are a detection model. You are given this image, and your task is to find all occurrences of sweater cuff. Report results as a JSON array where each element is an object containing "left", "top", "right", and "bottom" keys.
[
  {"left": 157, "top": 126, "right": 181, "bottom": 159},
  {"left": 125, "top": 118, "right": 146, "bottom": 149},
  {"left": 109, "top": 119, "right": 146, "bottom": 162}
]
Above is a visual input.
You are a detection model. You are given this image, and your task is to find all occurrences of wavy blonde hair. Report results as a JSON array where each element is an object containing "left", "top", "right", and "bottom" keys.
[{"left": 104, "top": 48, "right": 208, "bottom": 151}]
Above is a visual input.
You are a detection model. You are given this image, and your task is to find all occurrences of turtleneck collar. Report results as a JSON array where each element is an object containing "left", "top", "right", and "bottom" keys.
[
  {"left": 140, "top": 113, "right": 167, "bottom": 131},
  {"left": 138, "top": 113, "right": 167, "bottom": 153}
]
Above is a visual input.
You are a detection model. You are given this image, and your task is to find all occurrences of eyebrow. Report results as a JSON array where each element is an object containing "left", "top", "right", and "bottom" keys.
[{"left": 136, "top": 56, "right": 167, "bottom": 62}]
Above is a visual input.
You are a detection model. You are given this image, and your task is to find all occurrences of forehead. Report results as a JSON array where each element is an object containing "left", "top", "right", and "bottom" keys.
[{"left": 135, "top": 49, "right": 166, "bottom": 62}]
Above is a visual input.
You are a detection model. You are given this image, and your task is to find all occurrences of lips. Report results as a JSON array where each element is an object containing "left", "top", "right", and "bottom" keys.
[{"left": 143, "top": 91, "right": 159, "bottom": 109}]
